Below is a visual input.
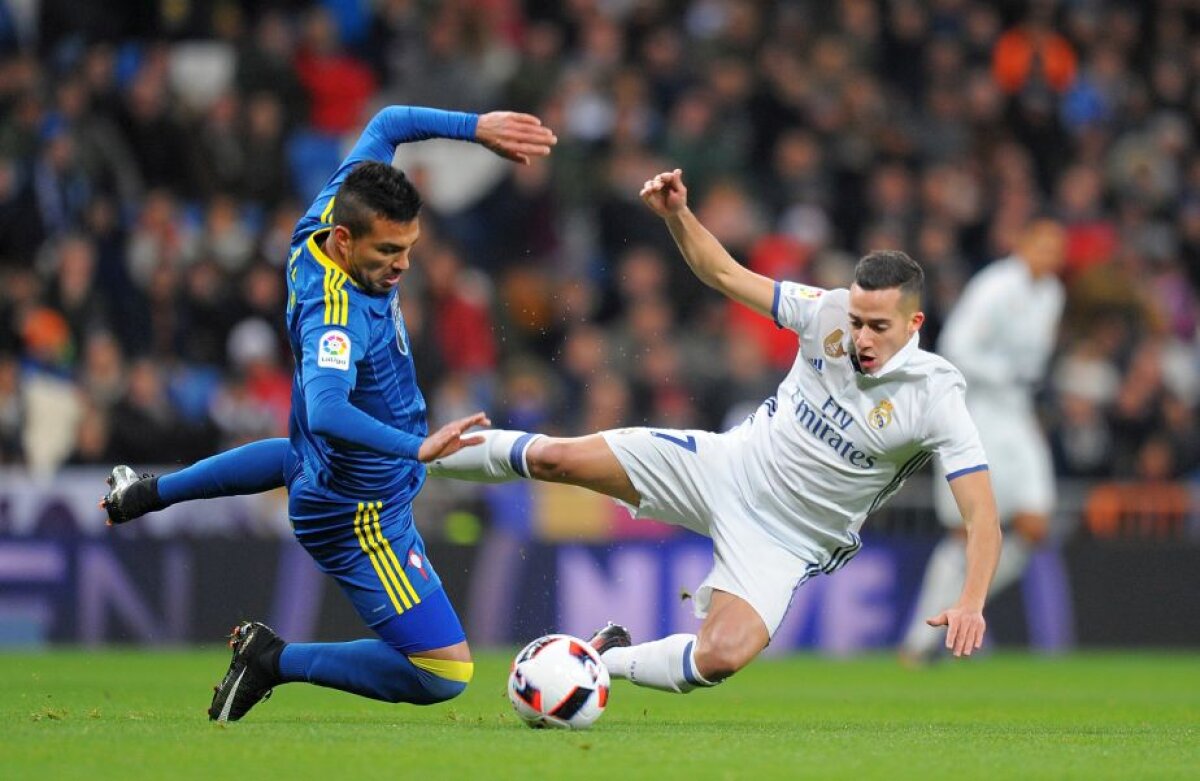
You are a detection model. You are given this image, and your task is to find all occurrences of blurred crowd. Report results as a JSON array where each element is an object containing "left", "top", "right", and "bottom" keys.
[{"left": 0, "top": 0, "right": 1198, "bottom": 490}]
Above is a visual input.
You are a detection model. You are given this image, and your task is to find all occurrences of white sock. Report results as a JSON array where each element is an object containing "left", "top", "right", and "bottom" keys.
[
  {"left": 901, "top": 536, "right": 966, "bottom": 657},
  {"left": 988, "top": 536, "right": 1031, "bottom": 596},
  {"left": 601, "top": 634, "right": 716, "bottom": 693},
  {"left": 426, "top": 429, "right": 541, "bottom": 483}
]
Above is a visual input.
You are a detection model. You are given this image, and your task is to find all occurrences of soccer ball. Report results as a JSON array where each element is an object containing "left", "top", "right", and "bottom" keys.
[{"left": 507, "top": 633, "right": 610, "bottom": 729}]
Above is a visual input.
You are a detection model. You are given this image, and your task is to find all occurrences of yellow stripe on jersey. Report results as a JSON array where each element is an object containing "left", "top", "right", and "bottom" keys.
[
  {"left": 322, "top": 267, "right": 334, "bottom": 325},
  {"left": 320, "top": 197, "right": 336, "bottom": 224},
  {"left": 320, "top": 266, "right": 350, "bottom": 327},
  {"left": 409, "top": 657, "right": 474, "bottom": 683},
  {"left": 333, "top": 269, "right": 349, "bottom": 326},
  {"left": 306, "top": 230, "right": 362, "bottom": 289},
  {"left": 353, "top": 502, "right": 408, "bottom": 614},
  {"left": 370, "top": 501, "right": 421, "bottom": 607}
]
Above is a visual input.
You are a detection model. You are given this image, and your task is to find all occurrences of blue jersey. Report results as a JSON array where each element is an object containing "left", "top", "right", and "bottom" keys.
[{"left": 284, "top": 107, "right": 478, "bottom": 509}]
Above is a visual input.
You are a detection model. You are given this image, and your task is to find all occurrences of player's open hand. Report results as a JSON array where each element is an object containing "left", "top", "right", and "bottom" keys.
[
  {"left": 475, "top": 112, "right": 557, "bottom": 165},
  {"left": 418, "top": 412, "right": 492, "bottom": 463},
  {"left": 926, "top": 606, "right": 986, "bottom": 657},
  {"left": 640, "top": 169, "right": 688, "bottom": 217}
]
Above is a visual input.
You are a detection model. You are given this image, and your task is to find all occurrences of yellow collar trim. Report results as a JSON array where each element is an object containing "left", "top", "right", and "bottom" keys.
[{"left": 307, "top": 229, "right": 362, "bottom": 289}]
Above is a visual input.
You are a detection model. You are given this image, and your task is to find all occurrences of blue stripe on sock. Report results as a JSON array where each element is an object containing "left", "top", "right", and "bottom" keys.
[
  {"left": 681, "top": 640, "right": 700, "bottom": 686},
  {"left": 508, "top": 433, "right": 535, "bottom": 478}
]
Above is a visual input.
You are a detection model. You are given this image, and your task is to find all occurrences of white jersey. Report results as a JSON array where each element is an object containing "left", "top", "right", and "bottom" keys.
[
  {"left": 937, "top": 256, "right": 1064, "bottom": 413},
  {"left": 730, "top": 283, "right": 988, "bottom": 567},
  {"left": 931, "top": 256, "right": 1063, "bottom": 523}
]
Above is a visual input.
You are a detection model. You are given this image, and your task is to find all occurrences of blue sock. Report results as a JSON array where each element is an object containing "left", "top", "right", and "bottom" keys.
[
  {"left": 278, "top": 640, "right": 467, "bottom": 705},
  {"left": 158, "top": 438, "right": 290, "bottom": 505}
]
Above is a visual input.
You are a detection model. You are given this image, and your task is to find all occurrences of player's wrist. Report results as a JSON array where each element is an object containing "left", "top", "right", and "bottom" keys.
[{"left": 955, "top": 599, "right": 985, "bottom": 614}]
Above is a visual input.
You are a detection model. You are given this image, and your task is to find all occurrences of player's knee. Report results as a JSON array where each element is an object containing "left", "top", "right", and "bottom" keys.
[
  {"left": 399, "top": 654, "right": 474, "bottom": 705},
  {"left": 405, "top": 664, "right": 473, "bottom": 705},
  {"left": 1012, "top": 513, "right": 1049, "bottom": 545},
  {"left": 409, "top": 673, "right": 469, "bottom": 705}
]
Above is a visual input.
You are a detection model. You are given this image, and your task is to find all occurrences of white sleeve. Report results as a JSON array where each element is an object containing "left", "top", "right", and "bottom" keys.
[
  {"left": 937, "top": 271, "right": 1015, "bottom": 387},
  {"left": 773, "top": 281, "right": 829, "bottom": 334},
  {"left": 1024, "top": 283, "right": 1065, "bottom": 383},
  {"left": 922, "top": 382, "right": 989, "bottom": 481}
]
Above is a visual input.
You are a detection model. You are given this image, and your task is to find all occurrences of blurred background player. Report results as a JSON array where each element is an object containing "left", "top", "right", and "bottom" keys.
[
  {"left": 102, "top": 105, "right": 556, "bottom": 721},
  {"left": 901, "top": 217, "right": 1066, "bottom": 664},
  {"left": 430, "top": 168, "right": 1001, "bottom": 694}
]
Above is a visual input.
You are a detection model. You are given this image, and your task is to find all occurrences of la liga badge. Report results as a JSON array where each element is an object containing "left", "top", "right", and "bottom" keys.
[{"left": 317, "top": 330, "right": 352, "bottom": 370}]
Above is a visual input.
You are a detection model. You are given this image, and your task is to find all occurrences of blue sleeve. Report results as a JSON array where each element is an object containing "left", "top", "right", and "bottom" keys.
[
  {"left": 305, "top": 374, "right": 423, "bottom": 460},
  {"left": 298, "top": 297, "right": 423, "bottom": 460},
  {"left": 293, "top": 106, "right": 480, "bottom": 243}
]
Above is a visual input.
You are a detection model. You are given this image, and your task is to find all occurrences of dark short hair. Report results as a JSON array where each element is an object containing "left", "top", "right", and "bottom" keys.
[
  {"left": 854, "top": 250, "right": 924, "bottom": 305},
  {"left": 332, "top": 161, "right": 422, "bottom": 238}
]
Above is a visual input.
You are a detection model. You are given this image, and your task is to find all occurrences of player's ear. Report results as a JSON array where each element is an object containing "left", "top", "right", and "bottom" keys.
[{"left": 909, "top": 310, "right": 925, "bottom": 334}]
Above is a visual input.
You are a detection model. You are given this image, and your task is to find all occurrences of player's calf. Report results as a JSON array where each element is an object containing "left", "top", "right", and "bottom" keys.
[{"left": 692, "top": 634, "right": 759, "bottom": 682}]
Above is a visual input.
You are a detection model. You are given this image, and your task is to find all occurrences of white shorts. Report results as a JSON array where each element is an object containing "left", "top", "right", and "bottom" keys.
[
  {"left": 600, "top": 427, "right": 817, "bottom": 637},
  {"left": 934, "top": 407, "right": 1054, "bottom": 527}
]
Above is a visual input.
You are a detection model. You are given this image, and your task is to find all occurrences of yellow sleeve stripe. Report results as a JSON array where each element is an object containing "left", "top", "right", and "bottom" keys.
[
  {"left": 353, "top": 502, "right": 409, "bottom": 614},
  {"left": 320, "top": 197, "right": 336, "bottom": 224},
  {"left": 371, "top": 502, "right": 421, "bottom": 607},
  {"left": 321, "top": 266, "right": 350, "bottom": 327},
  {"left": 409, "top": 657, "right": 474, "bottom": 683}
]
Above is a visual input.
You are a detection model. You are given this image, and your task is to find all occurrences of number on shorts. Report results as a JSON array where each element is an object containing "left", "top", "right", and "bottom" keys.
[{"left": 651, "top": 432, "right": 697, "bottom": 453}]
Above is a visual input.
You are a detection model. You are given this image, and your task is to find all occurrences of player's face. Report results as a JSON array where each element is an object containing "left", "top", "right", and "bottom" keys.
[
  {"left": 342, "top": 217, "right": 421, "bottom": 294},
  {"left": 1019, "top": 220, "right": 1066, "bottom": 278},
  {"left": 847, "top": 284, "right": 924, "bottom": 374}
]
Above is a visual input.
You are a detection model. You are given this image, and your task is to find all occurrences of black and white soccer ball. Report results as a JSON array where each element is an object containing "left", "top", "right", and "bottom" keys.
[{"left": 507, "top": 633, "right": 610, "bottom": 729}]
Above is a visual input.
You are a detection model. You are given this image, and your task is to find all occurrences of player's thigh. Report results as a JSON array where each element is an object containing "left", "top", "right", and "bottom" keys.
[
  {"left": 936, "top": 422, "right": 1055, "bottom": 527},
  {"left": 528, "top": 433, "right": 639, "bottom": 504},
  {"left": 695, "top": 506, "right": 817, "bottom": 640},
  {"left": 298, "top": 505, "right": 467, "bottom": 655},
  {"left": 597, "top": 427, "right": 729, "bottom": 536},
  {"left": 987, "top": 425, "right": 1055, "bottom": 520}
]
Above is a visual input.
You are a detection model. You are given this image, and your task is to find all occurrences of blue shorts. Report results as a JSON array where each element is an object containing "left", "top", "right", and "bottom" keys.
[{"left": 288, "top": 469, "right": 465, "bottom": 654}]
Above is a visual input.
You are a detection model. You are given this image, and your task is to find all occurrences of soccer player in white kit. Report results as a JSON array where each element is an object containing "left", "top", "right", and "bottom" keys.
[
  {"left": 431, "top": 169, "right": 1001, "bottom": 693},
  {"left": 900, "top": 218, "right": 1065, "bottom": 664}
]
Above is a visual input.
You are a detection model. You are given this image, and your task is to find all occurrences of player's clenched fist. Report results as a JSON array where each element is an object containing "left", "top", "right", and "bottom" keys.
[{"left": 640, "top": 168, "right": 688, "bottom": 217}]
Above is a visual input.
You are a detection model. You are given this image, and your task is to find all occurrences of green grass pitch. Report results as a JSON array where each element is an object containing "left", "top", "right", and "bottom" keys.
[{"left": 3, "top": 650, "right": 1197, "bottom": 780}]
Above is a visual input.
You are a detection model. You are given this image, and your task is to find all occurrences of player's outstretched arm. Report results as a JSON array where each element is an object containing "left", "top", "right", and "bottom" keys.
[
  {"left": 927, "top": 470, "right": 1002, "bottom": 657},
  {"left": 641, "top": 169, "right": 775, "bottom": 319},
  {"left": 417, "top": 412, "right": 492, "bottom": 463},
  {"left": 473, "top": 112, "right": 557, "bottom": 165}
]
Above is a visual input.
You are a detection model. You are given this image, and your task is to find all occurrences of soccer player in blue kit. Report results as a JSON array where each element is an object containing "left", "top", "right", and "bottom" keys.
[{"left": 102, "top": 105, "right": 556, "bottom": 722}]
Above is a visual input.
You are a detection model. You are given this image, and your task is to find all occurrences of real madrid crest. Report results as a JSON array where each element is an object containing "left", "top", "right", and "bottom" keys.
[
  {"left": 824, "top": 329, "right": 847, "bottom": 359},
  {"left": 869, "top": 399, "right": 894, "bottom": 429}
]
